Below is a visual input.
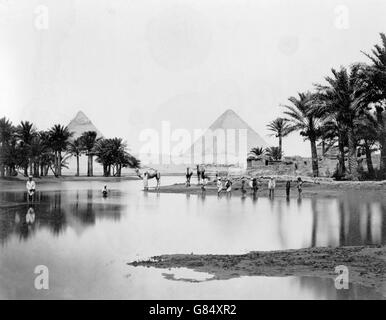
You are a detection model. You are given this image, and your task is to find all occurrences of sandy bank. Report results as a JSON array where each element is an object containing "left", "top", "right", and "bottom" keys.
[
  {"left": 147, "top": 180, "right": 386, "bottom": 199},
  {"left": 129, "top": 245, "right": 386, "bottom": 297}
]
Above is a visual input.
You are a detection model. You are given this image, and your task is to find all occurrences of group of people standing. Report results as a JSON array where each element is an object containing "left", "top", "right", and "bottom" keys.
[{"left": 184, "top": 167, "right": 304, "bottom": 198}]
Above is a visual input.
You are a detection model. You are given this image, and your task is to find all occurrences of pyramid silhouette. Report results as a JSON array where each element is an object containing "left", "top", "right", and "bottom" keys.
[
  {"left": 67, "top": 111, "right": 103, "bottom": 139},
  {"left": 186, "top": 109, "right": 267, "bottom": 166},
  {"left": 207, "top": 109, "right": 267, "bottom": 146}
]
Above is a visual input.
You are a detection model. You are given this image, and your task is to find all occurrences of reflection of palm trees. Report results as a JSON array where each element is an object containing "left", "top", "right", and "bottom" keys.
[
  {"left": 83, "top": 190, "right": 96, "bottom": 224},
  {"left": 346, "top": 198, "right": 361, "bottom": 246},
  {"left": 276, "top": 199, "right": 286, "bottom": 247},
  {"left": 365, "top": 203, "right": 372, "bottom": 245},
  {"left": 311, "top": 199, "right": 318, "bottom": 247},
  {"left": 50, "top": 192, "right": 66, "bottom": 235},
  {"left": 338, "top": 200, "right": 346, "bottom": 246},
  {"left": 381, "top": 203, "right": 386, "bottom": 244}
]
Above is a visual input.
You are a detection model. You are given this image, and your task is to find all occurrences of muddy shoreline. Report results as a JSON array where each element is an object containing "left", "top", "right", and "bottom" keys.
[
  {"left": 129, "top": 245, "right": 386, "bottom": 297},
  {"left": 147, "top": 180, "right": 386, "bottom": 199}
]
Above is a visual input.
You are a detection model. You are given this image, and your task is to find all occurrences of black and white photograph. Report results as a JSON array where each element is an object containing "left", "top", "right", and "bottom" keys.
[{"left": 0, "top": 0, "right": 386, "bottom": 307}]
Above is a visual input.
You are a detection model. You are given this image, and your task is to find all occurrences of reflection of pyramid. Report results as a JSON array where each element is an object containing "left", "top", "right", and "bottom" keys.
[
  {"left": 187, "top": 109, "right": 267, "bottom": 167},
  {"left": 67, "top": 111, "right": 103, "bottom": 139}
]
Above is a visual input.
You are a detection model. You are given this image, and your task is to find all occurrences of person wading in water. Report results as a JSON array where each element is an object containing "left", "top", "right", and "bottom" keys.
[
  {"left": 102, "top": 185, "right": 108, "bottom": 197},
  {"left": 26, "top": 175, "right": 36, "bottom": 203}
]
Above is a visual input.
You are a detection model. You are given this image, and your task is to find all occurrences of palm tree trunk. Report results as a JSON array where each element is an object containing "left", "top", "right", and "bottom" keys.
[
  {"left": 311, "top": 199, "right": 318, "bottom": 247},
  {"left": 87, "top": 154, "right": 93, "bottom": 176},
  {"left": 90, "top": 155, "right": 93, "bottom": 176},
  {"left": 347, "top": 127, "right": 358, "bottom": 180},
  {"left": 376, "top": 106, "right": 386, "bottom": 177},
  {"left": 338, "top": 134, "right": 346, "bottom": 176},
  {"left": 321, "top": 140, "right": 326, "bottom": 156},
  {"left": 29, "top": 159, "right": 33, "bottom": 176},
  {"left": 76, "top": 155, "right": 80, "bottom": 176},
  {"left": 339, "top": 200, "right": 346, "bottom": 246},
  {"left": 57, "top": 152, "right": 62, "bottom": 176},
  {"left": 278, "top": 136, "right": 282, "bottom": 159},
  {"left": 34, "top": 162, "right": 39, "bottom": 177},
  {"left": 54, "top": 151, "right": 58, "bottom": 176},
  {"left": 364, "top": 142, "right": 375, "bottom": 178},
  {"left": 310, "top": 138, "right": 319, "bottom": 177}
]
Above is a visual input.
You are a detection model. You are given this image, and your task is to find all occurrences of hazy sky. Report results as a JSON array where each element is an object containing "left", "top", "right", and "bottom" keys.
[{"left": 1, "top": 0, "right": 385, "bottom": 156}]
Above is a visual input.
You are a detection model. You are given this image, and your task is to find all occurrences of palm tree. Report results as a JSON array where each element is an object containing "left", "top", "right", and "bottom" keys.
[
  {"left": 16, "top": 121, "right": 36, "bottom": 176},
  {"left": 319, "top": 118, "right": 347, "bottom": 176},
  {"left": 249, "top": 147, "right": 265, "bottom": 158},
  {"left": 315, "top": 66, "right": 367, "bottom": 180},
  {"left": 80, "top": 131, "right": 98, "bottom": 177},
  {"left": 265, "top": 146, "right": 282, "bottom": 161},
  {"left": 0, "top": 117, "right": 15, "bottom": 177},
  {"left": 38, "top": 130, "right": 54, "bottom": 176},
  {"left": 48, "top": 124, "right": 72, "bottom": 176},
  {"left": 94, "top": 138, "right": 140, "bottom": 177},
  {"left": 266, "top": 118, "right": 291, "bottom": 158},
  {"left": 283, "top": 92, "right": 321, "bottom": 177},
  {"left": 67, "top": 137, "right": 82, "bottom": 176},
  {"left": 94, "top": 138, "right": 113, "bottom": 176},
  {"left": 355, "top": 112, "right": 379, "bottom": 178},
  {"left": 360, "top": 33, "right": 386, "bottom": 175}
]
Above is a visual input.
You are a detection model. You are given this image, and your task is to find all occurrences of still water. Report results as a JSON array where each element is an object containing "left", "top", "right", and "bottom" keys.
[{"left": 0, "top": 177, "right": 385, "bottom": 299}]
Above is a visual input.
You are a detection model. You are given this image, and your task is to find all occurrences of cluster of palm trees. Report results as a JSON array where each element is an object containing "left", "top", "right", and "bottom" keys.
[
  {"left": 249, "top": 146, "right": 282, "bottom": 161},
  {"left": 0, "top": 120, "right": 139, "bottom": 178},
  {"left": 266, "top": 33, "right": 386, "bottom": 180}
]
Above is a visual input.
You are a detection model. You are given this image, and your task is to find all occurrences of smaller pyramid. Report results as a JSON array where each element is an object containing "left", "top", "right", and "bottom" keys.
[{"left": 67, "top": 111, "right": 103, "bottom": 139}]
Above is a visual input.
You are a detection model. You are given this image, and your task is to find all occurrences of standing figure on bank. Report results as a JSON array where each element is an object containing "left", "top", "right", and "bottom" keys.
[
  {"left": 217, "top": 178, "right": 223, "bottom": 195},
  {"left": 297, "top": 177, "right": 303, "bottom": 197},
  {"left": 252, "top": 177, "right": 258, "bottom": 194},
  {"left": 186, "top": 167, "right": 193, "bottom": 187},
  {"left": 241, "top": 179, "right": 247, "bottom": 194},
  {"left": 196, "top": 165, "right": 201, "bottom": 185},
  {"left": 201, "top": 171, "right": 208, "bottom": 191},
  {"left": 268, "top": 177, "right": 276, "bottom": 198},
  {"left": 143, "top": 172, "right": 149, "bottom": 191},
  {"left": 225, "top": 178, "right": 232, "bottom": 195},
  {"left": 286, "top": 180, "right": 291, "bottom": 198}
]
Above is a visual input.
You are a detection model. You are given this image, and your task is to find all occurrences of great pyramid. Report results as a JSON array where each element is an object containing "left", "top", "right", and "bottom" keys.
[
  {"left": 67, "top": 111, "right": 103, "bottom": 139},
  {"left": 186, "top": 109, "right": 267, "bottom": 167}
]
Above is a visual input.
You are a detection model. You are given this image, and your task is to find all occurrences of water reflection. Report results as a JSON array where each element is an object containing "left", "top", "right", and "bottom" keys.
[
  {"left": 0, "top": 190, "right": 125, "bottom": 245},
  {"left": 1, "top": 181, "right": 386, "bottom": 299}
]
